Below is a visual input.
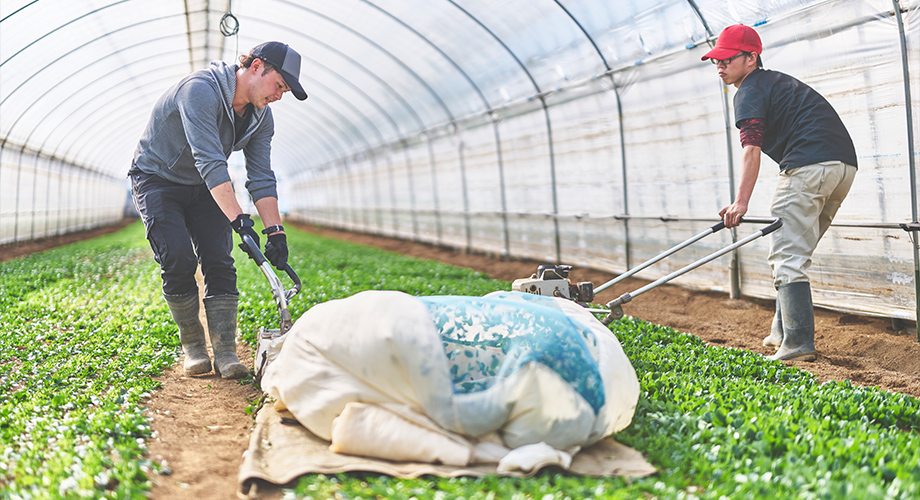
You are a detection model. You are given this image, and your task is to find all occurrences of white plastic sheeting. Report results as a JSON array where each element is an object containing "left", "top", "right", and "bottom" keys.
[
  {"left": 1, "top": 1, "right": 918, "bottom": 321},
  {"left": 285, "top": 0, "right": 920, "bottom": 320}
]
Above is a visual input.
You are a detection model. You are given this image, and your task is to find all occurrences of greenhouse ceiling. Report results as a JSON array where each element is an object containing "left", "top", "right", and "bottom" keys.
[{"left": 6, "top": 0, "right": 908, "bottom": 183}]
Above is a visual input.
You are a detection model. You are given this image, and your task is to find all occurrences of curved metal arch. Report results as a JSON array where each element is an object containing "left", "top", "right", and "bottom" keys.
[
  {"left": 267, "top": 115, "right": 346, "bottom": 168},
  {"left": 267, "top": 0, "right": 523, "bottom": 243},
  {"left": 254, "top": 117, "right": 343, "bottom": 171},
  {"left": 11, "top": 35, "right": 335, "bottom": 178},
  {"left": 48, "top": 71, "right": 193, "bottom": 173},
  {"left": 296, "top": 74, "right": 388, "bottom": 145},
  {"left": 2, "top": 30, "right": 195, "bottom": 158},
  {"left": 5, "top": 23, "right": 327, "bottom": 174},
  {"left": 686, "top": 0, "right": 715, "bottom": 37},
  {"left": 444, "top": 0, "right": 543, "bottom": 95},
  {"left": 355, "top": 0, "right": 529, "bottom": 245},
  {"left": 60, "top": 70, "right": 339, "bottom": 180},
  {"left": 0, "top": 0, "right": 136, "bottom": 67},
  {"left": 554, "top": 0, "right": 634, "bottom": 266},
  {"left": 0, "top": 1, "right": 38, "bottom": 23},
  {"left": 684, "top": 0, "right": 742, "bottom": 297},
  {"left": 0, "top": 13, "right": 198, "bottom": 145},
  {"left": 299, "top": 55, "right": 406, "bottom": 141},
  {"left": 20, "top": 48, "right": 192, "bottom": 168},
  {"left": 554, "top": 0, "right": 612, "bottom": 71},
  {"left": 271, "top": 140, "right": 333, "bottom": 176},
  {"left": 445, "top": 0, "right": 564, "bottom": 260},
  {"left": 276, "top": 97, "right": 374, "bottom": 160},
  {"left": 274, "top": 0, "right": 455, "bottom": 124},
  {"left": 226, "top": 34, "right": 406, "bottom": 166},
  {"left": 16, "top": 51, "right": 188, "bottom": 186},
  {"left": 359, "top": 0, "right": 491, "bottom": 110},
  {"left": 32, "top": 62, "right": 316, "bottom": 175},
  {"left": 73, "top": 83, "right": 343, "bottom": 175},
  {"left": 235, "top": 21, "right": 427, "bottom": 131}
]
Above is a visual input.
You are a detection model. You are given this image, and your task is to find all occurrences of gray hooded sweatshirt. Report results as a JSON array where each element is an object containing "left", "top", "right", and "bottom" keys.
[{"left": 131, "top": 60, "right": 277, "bottom": 201}]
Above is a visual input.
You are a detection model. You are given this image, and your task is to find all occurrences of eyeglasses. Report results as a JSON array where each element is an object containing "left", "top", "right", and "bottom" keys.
[{"left": 710, "top": 52, "right": 749, "bottom": 65}]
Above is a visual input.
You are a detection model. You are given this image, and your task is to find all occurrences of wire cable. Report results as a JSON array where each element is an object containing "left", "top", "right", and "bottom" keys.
[
  {"left": 220, "top": 3, "right": 239, "bottom": 59},
  {"left": 219, "top": 12, "right": 239, "bottom": 37}
]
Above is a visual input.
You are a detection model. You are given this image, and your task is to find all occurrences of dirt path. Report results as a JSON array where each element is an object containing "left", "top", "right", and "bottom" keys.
[
  {"left": 9, "top": 220, "right": 920, "bottom": 498},
  {"left": 145, "top": 344, "right": 263, "bottom": 499}
]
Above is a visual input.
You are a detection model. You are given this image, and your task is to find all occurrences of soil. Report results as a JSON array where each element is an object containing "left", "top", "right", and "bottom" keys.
[{"left": 7, "top": 219, "right": 920, "bottom": 499}]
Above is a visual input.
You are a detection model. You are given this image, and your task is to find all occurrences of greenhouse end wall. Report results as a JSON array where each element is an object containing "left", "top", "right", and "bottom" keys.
[{"left": 0, "top": 148, "right": 127, "bottom": 245}]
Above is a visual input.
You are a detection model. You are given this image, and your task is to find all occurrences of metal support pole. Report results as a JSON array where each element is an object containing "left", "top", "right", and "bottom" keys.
[
  {"left": 614, "top": 86, "right": 631, "bottom": 271},
  {"left": 425, "top": 134, "right": 443, "bottom": 245},
  {"left": 383, "top": 154, "right": 397, "bottom": 235},
  {"left": 719, "top": 81, "right": 742, "bottom": 299},
  {"left": 492, "top": 117, "right": 511, "bottom": 258},
  {"left": 892, "top": 0, "right": 919, "bottom": 341},
  {"left": 542, "top": 100, "right": 562, "bottom": 264},
  {"left": 370, "top": 152, "right": 383, "bottom": 233},
  {"left": 458, "top": 140, "right": 472, "bottom": 253},
  {"left": 402, "top": 144, "right": 419, "bottom": 241}
]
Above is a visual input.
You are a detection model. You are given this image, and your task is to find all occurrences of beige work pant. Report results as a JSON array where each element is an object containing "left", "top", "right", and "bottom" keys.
[{"left": 769, "top": 161, "right": 857, "bottom": 289}]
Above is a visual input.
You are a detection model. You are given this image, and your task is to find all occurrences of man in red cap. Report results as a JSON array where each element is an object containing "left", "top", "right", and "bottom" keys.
[
  {"left": 702, "top": 25, "right": 857, "bottom": 362},
  {"left": 129, "top": 42, "right": 307, "bottom": 379}
]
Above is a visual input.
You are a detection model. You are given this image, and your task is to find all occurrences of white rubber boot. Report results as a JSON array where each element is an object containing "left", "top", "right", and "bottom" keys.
[
  {"left": 164, "top": 291, "right": 213, "bottom": 376},
  {"left": 203, "top": 295, "right": 250, "bottom": 379},
  {"left": 767, "top": 282, "right": 817, "bottom": 362}
]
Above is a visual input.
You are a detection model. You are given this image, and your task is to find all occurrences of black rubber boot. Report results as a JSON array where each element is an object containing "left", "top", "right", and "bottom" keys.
[
  {"left": 203, "top": 295, "right": 250, "bottom": 379},
  {"left": 762, "top": 299, "right": 783, "bottom": 347},
  {"left": 767, "top": 282, "right": 817, "bottom": 362},
  {"left": 164, "top": 291, "right": 213, "bottom": 376}
]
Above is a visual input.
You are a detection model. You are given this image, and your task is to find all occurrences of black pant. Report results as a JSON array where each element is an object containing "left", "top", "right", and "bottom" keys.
[{"left": 130, "top": 170, "right": 237, "bottom": 297}]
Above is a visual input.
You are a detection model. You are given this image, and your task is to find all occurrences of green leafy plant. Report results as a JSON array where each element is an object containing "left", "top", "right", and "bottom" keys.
[
  {"left": 2, "top": 222, "right": 919, "bottom": 499},
  {"left": 0, "top": 224, "right": 174, "bottom": 499}
]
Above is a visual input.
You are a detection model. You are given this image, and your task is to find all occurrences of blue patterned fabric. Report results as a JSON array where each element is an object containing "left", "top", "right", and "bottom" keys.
[{"left": 420, "top": 292, "right": 605, "bottom": 414}]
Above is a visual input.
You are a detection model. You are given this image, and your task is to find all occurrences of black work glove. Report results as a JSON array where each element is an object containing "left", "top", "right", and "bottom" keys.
[
  {"left": 230, "top": 214, "right": 260, "bottom": 261},
  {"left": 264, "top": 233, "right": 288, "bottom": 270}
]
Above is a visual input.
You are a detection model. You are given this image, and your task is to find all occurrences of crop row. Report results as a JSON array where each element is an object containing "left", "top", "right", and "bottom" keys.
[{"left": 1, "top": 222, "right": 919, "bottom": 499}]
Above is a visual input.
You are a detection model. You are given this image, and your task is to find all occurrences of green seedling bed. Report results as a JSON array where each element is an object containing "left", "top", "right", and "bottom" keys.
[{"left": 1, "top": 222, "right": 918, "bottom": 499}]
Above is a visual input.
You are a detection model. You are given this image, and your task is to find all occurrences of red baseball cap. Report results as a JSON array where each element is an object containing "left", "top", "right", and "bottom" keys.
[{"left": 701, "top": 24, "right": 762, "bottom": 61}]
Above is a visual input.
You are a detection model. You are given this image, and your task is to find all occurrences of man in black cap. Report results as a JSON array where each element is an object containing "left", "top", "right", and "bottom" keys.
[{"left": 129, "top": 42, "right": 307, "bottom": 378}]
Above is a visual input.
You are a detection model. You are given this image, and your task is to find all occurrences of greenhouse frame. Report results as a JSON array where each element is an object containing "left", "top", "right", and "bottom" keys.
[{"left": 1, "top": 0, "right": 918, "bottom": 325}]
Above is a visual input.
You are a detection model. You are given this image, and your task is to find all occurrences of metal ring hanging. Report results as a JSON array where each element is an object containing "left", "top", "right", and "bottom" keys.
[{"left": 220, "top": 12, "right": 239, "bottom": 37}]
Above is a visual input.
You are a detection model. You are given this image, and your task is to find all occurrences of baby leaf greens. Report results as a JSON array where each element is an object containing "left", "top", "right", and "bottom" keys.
[{"left": 2, "top": 222, "right": 918, "bottom": 499}]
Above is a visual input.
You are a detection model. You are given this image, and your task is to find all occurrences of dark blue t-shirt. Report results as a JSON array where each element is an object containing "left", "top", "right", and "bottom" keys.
[{"left": 734, "top": 69, "right": 857, "bottom": 171}]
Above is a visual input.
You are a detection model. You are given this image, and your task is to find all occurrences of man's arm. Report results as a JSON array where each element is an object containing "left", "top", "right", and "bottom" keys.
[
  {"left": 211, "top": 181, "right": 287, "bottom": 267},
  {"left": 209, "top": 180, "right": 283, "bottom": 234},
  {"left": 719, "top": 145, "right": 761, "bottom": 228},
  {"left": 210, "top": 181, "right": 244, "bottom": 221},
  {"left": 254, "top": 195, "right": 288, "bottom": 270},
  {"left": 253, "top": 196, "right": 284, "bottom": 234}
]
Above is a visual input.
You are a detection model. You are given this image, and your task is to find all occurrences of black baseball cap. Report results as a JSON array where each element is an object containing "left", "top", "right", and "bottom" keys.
[{"left": 250, "top": 41, "right": 308, "bottom": 101}]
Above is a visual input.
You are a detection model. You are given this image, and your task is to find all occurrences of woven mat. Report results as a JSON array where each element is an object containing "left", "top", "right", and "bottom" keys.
[{"left": 238, "top": 405, "right": 656, "bottom": 498}]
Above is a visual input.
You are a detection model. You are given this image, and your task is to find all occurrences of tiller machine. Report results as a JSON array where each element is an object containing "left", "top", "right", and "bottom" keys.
[{"left": 512, "top": 217, "right": 783, "bottom": 325}]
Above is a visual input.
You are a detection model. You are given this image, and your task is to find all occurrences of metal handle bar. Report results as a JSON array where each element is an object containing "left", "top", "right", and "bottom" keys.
[
  {"left": 239, "top": 233, "right": 302, "bottom": 303},
  {"left": 594, "top": 220, "right": 725, "bottom": 294},
  {"left": 594, "top": 216, "right": 777, "bottom": 294},
  {"left": 596, "top": 217, "right": 782, "bottom": 324}
]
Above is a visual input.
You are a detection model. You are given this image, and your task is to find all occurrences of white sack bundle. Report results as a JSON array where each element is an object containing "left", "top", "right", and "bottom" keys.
[{"left": 261, "top": 290, "right": 639, "bottom": 469}]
